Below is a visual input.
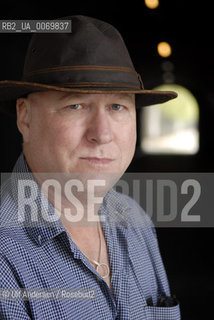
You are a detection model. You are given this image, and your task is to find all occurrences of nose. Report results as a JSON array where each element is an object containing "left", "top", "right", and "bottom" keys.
[{"left": 86, "top": 109, "right": 113, "bottom": 145}]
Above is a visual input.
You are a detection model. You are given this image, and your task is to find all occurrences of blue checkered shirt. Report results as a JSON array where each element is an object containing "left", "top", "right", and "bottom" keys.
[{"left": 0, "top": 154, "right": 180, "bottom": 319}]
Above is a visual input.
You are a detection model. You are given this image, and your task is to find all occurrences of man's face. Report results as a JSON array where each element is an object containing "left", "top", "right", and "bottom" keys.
[{"left": 18, "top": 91, "right": 136, "bottom": 178}]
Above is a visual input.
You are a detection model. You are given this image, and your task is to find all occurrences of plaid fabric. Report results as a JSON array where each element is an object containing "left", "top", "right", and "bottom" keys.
[{"left": 0, "top": 154, "right": 180, "bottom": 319}]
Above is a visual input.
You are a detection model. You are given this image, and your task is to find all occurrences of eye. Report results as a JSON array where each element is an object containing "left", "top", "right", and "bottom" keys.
[
  {"left": 111, "top": 104, "right": 123, "bottom": 111},
  {"left": 67, "top": 104, "right": 81, "bottom": 110}
]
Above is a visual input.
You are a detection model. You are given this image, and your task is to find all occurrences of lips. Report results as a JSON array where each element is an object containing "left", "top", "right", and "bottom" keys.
[{"left": 80, "top": 157, "right": 114, "bottom": 165}]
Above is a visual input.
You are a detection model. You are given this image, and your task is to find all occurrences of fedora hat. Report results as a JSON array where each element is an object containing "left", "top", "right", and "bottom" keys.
[{"left": 0, "top": 15, "right": 177, "bottom": 115}]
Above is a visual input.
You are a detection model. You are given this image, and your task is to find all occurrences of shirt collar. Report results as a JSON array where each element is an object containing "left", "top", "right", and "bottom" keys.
[{"left": 11, "top": 153, "right": 64, "bottom": 246}]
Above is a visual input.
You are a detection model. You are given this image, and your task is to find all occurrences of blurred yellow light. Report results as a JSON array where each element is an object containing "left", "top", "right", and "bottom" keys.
[
  {"left": 157, "top": 42, "right": 172, "bottom": 58},
  {"left": 144, "top": 0, "right": 159, "bottom": 9},
  {"left": 141, "top": 84, "right": 200, "bottom": 154}
]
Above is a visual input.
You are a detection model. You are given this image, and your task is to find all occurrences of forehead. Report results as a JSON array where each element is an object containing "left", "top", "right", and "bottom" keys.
[{"left": 27, "top": 91, "right": 135, "bottom": 104}]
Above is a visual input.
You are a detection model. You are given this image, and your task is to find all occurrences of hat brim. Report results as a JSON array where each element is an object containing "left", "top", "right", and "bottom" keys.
[{"left": 0, "top": 80, "right": 177, "bottom": 115}]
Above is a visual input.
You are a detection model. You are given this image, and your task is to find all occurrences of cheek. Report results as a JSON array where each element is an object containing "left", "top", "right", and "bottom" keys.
[
  {"left": 124, "top": 121, "right": 136, "bottom": 146},
  {"left": 28, "top": 120, "right": 45, "bottom": 146},
  {"left": 47, "top": 121, "right": 84, "bottom": 151},
  {"left": 118, "top": 122, "right": 136, "bottom": 158}
]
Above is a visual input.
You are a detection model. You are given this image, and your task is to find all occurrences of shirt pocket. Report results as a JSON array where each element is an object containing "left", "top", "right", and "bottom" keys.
[{"left": 144, "top": 303, "right": 181, "bottom": 320}]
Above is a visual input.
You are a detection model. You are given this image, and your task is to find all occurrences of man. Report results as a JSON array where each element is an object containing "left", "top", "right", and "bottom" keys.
[{"left": 0, "top": 15, "right": 180, "bottom": 319}]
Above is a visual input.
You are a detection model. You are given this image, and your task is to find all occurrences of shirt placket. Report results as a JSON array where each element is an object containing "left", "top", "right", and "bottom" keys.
[
  {"left": 102, "top": 219, "right": 131, "bottom": 320},
  {"left": 65, "top": 230, "right": 118, "bottom": 319}
]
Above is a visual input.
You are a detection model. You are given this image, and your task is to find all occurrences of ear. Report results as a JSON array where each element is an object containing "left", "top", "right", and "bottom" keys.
[{"left": 16, "top": 97, "right": 31, "bottom": 143}]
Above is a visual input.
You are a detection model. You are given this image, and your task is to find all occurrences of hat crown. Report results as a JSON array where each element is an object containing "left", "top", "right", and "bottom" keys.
[
  {"left": 23, "top": 15, "right": 135, "bottom": 78},
  {"left": 0, "top": 15, "right": 177, "bottom": 115}
]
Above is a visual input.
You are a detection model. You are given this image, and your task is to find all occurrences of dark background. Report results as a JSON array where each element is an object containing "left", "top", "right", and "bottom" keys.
[{"left": 0, "top": 1, "right": 213, "bottom": 318}]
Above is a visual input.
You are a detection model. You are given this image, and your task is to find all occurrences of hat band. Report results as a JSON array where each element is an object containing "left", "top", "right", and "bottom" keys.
[
  {"left": 22, "top": 65, "right": 144, "bottom": 90},
  {"left": 23, "top": 65, "right": 138, "bottom": 77},
  {"left": 57, "top": 81, "right": 140, "bottom": 89}
]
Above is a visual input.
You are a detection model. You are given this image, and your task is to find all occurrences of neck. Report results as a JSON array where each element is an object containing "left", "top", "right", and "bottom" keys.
[
  {"left": 25, "top": 161, "right": 108, "bottom": 228},
  {"left": 40, "top": 183, "right": 105, "bottom": 228},
  {"left": 58, "top": 196, "right": 103, "bottom": 229}
]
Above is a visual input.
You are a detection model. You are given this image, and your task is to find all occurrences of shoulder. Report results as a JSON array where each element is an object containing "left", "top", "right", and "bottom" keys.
[
  {"left": 0, "top": 177, "right": 17, "bottom": 227},
  {"left": 0, "top": 177, "right": 29, "bottom": 256}
]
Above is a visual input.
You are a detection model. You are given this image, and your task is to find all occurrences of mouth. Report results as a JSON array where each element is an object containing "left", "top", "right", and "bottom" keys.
[{"left": 80, "top": 157, "right": 114, "bottom": 165}]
